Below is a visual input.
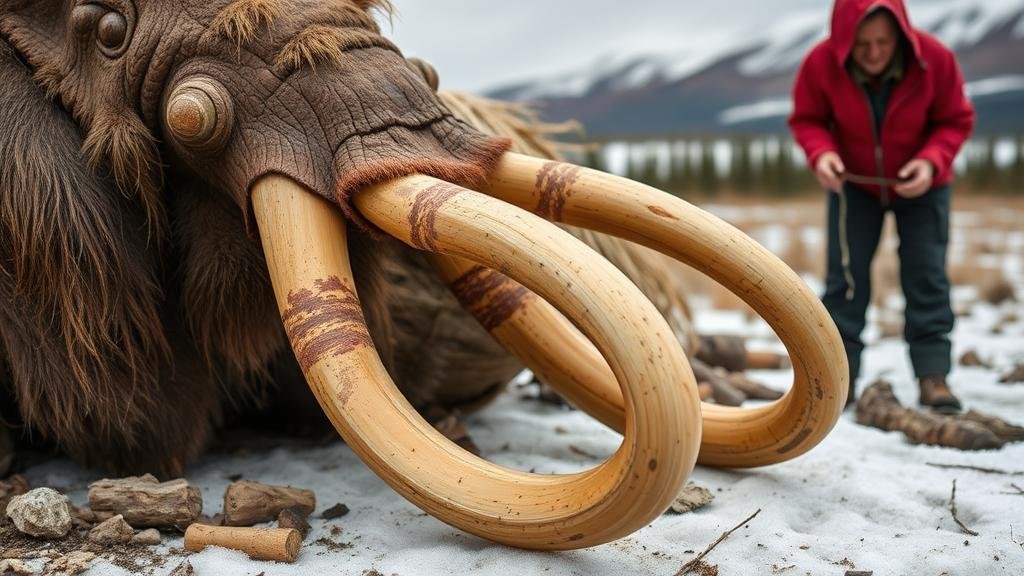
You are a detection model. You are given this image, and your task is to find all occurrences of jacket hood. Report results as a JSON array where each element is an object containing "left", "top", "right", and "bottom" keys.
[{"left": 829, "top": 0, "right": 922, "bottom": 66}]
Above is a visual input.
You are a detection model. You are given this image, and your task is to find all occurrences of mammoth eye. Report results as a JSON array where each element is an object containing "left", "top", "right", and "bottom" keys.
[
  {"left": 97, "top": 12, "right": 128, "bottom": 50},
  {"left": 71, "top": 3, "right": 133, "bottom": 58}
]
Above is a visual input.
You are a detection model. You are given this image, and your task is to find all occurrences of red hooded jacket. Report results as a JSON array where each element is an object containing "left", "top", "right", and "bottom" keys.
[{"left": 788, "top": 0, "right": 975, "bottom": 197}]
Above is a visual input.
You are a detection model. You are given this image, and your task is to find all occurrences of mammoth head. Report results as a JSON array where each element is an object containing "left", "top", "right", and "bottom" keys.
[{"left": 0, "top": 0, "right": 506, "bottom": 230}]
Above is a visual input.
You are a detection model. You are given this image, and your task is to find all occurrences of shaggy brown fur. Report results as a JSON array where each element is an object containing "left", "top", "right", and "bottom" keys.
[
  {"left": 0, "top": 40, "right": 221, "bottom": 475},
  {"left": 274, "top": 24, "right": 398, "bottom": 73}
]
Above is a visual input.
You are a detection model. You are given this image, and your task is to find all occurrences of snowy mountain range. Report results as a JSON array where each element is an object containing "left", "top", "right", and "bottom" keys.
[{"left": 488, "top": 0, "right": 1024, "bottom": 136}]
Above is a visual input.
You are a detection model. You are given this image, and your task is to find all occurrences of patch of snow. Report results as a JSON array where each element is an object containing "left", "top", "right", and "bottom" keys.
[
  {"left": 720, "top": 98, "right": 794, "bottom": 126},
  {"left": 966, "top": 75, "right": 1024, "bottom": 99}
]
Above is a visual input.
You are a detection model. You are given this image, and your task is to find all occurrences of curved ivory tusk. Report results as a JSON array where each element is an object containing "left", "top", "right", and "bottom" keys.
[
  {"left": 459, "top": 152, "right": 848, "bottom": 468},
  {"left": 253, "top": 175, "right": 701, "bottom": 550}
]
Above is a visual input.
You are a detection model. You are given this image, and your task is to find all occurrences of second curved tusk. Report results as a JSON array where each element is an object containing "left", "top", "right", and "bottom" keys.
[{"left": 466, "top": 152, "right": 848, "bottom": 468}]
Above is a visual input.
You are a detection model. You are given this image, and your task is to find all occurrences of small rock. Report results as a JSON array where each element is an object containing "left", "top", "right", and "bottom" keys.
[
  {"left": 5, "top": 487, "right": 73, "bottom": 539},
  {"left": 999, "top": 364, "right": 1024, "bottom": 384},
  {"left": 168, "top": 560, "right": 194, "bottom": 576},
  {"left": 88, "top": 514, "right": 134, "bottom": 545},
  {"left": 321, "top": 503, "right": 350, "bottom": 520},
  {"left": 45, "top": 551, "right": 96, "bottom": 576},
  {"left": 667, "top": 483, "right": 714, "bottom": 514},
  {"left": 0, "top": 559, "right": 34, "bottom": 575},
  {"left": 277, "top": 507, "right": 311, "bottom": 538},
  {"left": 131, "top": 528, "right": 162, "bottom": 546}
]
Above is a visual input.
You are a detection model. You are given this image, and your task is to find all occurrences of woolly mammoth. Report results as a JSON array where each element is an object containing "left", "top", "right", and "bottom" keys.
[{"left": 0, "top": 0, "right": 847, "bottom": 549}]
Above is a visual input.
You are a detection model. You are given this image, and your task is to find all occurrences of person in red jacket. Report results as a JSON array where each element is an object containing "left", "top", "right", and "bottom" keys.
[{"left": 789, "top": 0, "right": 975, "bottom": 412}]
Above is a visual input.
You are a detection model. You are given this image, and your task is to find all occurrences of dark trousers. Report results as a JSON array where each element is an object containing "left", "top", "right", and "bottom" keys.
[{"left": 823, "top": 183, "right": 954, "bottom": 384}]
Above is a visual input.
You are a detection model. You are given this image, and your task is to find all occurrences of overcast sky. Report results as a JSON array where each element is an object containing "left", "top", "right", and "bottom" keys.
[
  {"left": 384, "top": 0, "right": 824, "bottom": 91},
  {"left": 384, "top": 0, "right": 965, "bottom": 92}
]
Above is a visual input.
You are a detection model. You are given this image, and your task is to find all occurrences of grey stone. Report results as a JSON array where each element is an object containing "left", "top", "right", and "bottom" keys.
[{"left": 5, "top": 488, "right": 73, "bottom": 539}]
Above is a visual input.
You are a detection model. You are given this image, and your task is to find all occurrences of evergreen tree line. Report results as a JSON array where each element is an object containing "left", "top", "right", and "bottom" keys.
[{"left": 580, "top": 135, "right": 1024, "bottom": 197}]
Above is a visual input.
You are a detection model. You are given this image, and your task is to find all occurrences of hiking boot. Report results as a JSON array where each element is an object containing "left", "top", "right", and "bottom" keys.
[{"left": 919, "top": 375, "right": 962, "bottom": 414}]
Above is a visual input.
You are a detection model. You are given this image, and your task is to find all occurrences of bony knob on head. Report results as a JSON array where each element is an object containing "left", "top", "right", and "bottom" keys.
[{"left": 165, "top": 78, "right": 233, "bottom": 151}]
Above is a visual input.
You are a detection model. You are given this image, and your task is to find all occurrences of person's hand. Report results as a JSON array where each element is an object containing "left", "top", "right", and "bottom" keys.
[
  {"left": 814, "top": 152, "right": 845, "bottom": 193},
  {"left": 895, "top": 159, "right": 934, "bottom": 198}
]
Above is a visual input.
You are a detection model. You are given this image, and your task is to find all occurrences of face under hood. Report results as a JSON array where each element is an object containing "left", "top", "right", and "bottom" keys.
[{"left": 829, "top": 0, "right": 922, "bottom": 66}]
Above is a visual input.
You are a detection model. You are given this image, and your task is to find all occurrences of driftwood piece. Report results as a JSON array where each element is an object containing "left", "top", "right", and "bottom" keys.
[
  {"left": 691, "top": 360, "right": 746, "bottom": 407},
  {"left": 223, "top": 481, "right": 315, "bottom": 527},
  {"left": 184, "top": 524, "right": 301, "bottom": 562},
  {"left": 855, "top": 382, "right": 1002, "bottom": 450},
  {"left": 88, "top": 475, "right": 202, "bottom": 529}
]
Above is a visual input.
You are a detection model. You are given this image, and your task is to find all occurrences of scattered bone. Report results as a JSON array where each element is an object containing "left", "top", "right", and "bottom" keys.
[
  {"left": 223, "top": 480, "right": 315, "bottom": 527},
  {"left": 131, "top": 528, "right": 162, "bottom": 546},
  {"left": 44, "top": 551, "right": 95, "bottom": 576},
  {"left": 168, "top": 560, "right": 194, "bottom": 576},
  {"left": 184, "top": 524, "right": 301, "bottom": 562},
  {"left": 321, "top": 503, "right": 350, "bottom": 520},
  {"left": 276, "top": 507, "right": 311, "bottom": 538},
  {"left": 88, "top": 475, "right": 202, "bottom": 529},
  {"left": 0, "top": 559, "right": 34, "bottom": 575},
  {"left": 726, "top": 372, "right": 784, "bottom": 401},
  {"left": 668, "top": 483, "right": 715, "bottom": 514},
  {"left": 5, "top": 487, "right": 73, "bottom": 539},
  {"left": 999, "top": 364, "right": 1024, "bottom": 384},
  {"left": 958, "top": 350, "right": 990, "bottom": 368},
  {"left": 856, "top": 381, "right": 1003, "bottom": 450},
  {"left": 87, "top": 514, "right": 134, "bottom": 546},
  {"left": 959, "top": 410, "right": 1024, "bottom": 443}
]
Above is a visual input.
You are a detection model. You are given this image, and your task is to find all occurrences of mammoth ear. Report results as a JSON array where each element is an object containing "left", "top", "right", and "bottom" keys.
[{"left": 0, "top": 1, "right": 71, "bottom": 88}]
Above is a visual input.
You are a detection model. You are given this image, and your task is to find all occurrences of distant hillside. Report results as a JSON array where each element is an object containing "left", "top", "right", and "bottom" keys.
[{"left": 488, "top": 0, "right": 1024, "bottom": 137}]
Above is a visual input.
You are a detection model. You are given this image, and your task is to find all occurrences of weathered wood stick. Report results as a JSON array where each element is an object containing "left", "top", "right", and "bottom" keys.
[
  {"left": 88, "top": 475, "right": 202, "bottom": 529},
  {"left": 223, "top": 481, "right": 315, "bottom": 527},
  {"left": 855, "top": 382, "right": 1003, "bottom": 450},
  {"left": 184, "top": 524, "right": 301, "bottom": 562}
]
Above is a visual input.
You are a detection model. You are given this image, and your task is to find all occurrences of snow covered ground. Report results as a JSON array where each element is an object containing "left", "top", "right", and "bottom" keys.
[{"left": 11, "top": 203, "right": 1024, "bottom": 576}]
